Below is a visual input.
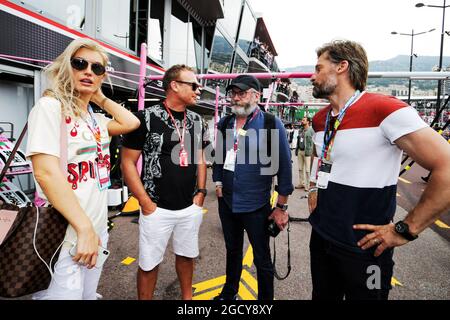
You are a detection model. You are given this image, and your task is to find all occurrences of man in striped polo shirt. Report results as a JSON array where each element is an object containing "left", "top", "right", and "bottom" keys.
[{"left": 307, "top": 40, "right": 450, "bottom": 300}]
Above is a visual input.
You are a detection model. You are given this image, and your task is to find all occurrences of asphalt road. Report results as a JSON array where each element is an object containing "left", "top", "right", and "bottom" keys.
[
  {"left": 95, "top": 154, "right": 449, "bottom": 300},
  {"left": 397, "top": 159, "right": 450, "bottom": 242},
  {"left": 6, "top": 152, "right": 447, "bottom": 301}
]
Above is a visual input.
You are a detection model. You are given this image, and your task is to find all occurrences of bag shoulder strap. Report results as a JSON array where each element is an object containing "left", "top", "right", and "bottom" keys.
[
  {"left": 263, "top": 111, "right": 276, "bottom": 130},
  {"left": 218, "top": 114, "right": 233, "bottom": 138},
  {"left": 263, "top": 112, "right": 276, "bottom": 158},
  {"left": 0, "top": 124, "right": 28, "bottom": 182},
  {"left": 1, "top": 105, "right": 68, "bottom": 183}
]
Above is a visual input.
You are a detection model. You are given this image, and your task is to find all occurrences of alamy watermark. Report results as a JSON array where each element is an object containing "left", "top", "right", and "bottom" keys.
[{"left": 366, "top": 265, "right": 381, "bottom": 290}]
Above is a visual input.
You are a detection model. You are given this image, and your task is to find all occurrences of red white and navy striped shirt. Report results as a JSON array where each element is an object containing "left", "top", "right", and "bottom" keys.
[{"left": 310, "top": 92, "right": 428, "bottom": 253}]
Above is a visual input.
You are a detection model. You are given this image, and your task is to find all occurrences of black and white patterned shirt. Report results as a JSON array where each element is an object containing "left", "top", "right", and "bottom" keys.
[{"left": 123, "top": 104, "right": 208, "bottom": 210}]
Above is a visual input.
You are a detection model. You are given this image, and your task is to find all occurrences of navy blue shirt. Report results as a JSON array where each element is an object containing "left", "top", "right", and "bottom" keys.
[{"left": 212, "top": 109, "right": 293, "bottom": 212}]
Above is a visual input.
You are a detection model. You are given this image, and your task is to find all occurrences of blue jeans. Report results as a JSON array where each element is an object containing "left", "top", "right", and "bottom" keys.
[{"left": 217, "top": 198, "right": 273, "bottom": 300}]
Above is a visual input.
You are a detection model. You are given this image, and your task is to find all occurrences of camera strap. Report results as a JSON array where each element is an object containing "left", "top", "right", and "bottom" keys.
[{"left": 272, "top": 219, "right": 291, "bottom": 280}]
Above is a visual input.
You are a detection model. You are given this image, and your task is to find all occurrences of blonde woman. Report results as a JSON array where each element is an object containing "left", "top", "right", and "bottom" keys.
[{"left": 26, "top": 38, "right": 140, "bottom": 299}]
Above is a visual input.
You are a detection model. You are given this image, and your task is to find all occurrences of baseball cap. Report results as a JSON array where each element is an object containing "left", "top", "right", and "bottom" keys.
[{"left": 226, "top": 75, "right": 261, "bottom": 92}]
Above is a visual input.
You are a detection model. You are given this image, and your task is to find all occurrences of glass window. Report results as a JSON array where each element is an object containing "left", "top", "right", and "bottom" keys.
[
  {"left": 202, "top": 26, "right": 216, "bottom": 74},
  {"left": 186, "top": 19, "right": 197, "bottom": 69},
  {"left": 271, "top": 59, "right": 279, "bottom": 72},
  {"left": 220, "top": 0, "right": 242, "bottom": 40},
  {"left": 200, "top": 90, "right": 217, "bottom": 102},
  {"left": 207, "top": 29, "right": 234, "bottom": 92},
  {"left": 232, "top": 53, "right": 248, "bottom": 74},
  {"left": 169, "top": 1, "right": 197, "bottom": 69},
  {"left": 206, "top": 74, "right": 228, "bottom": 94},
  {"left": 14, "top": 0, "right": 86, "bottom": 30},
  {"left": 99, "top": 0, "right": 136, "bottom": 51},
  {"left": 169, "top": 1, "right": 188, "bottom": 66},
  {"left": 237, "top": 3, "right": 256, "bottom": 55},
  {"left": 209, "top": 30, "right": 233, "bottom": 74},
  {"left": 135, "top": 1, "right": 149, "bottom": 53},
  {"left": 148, "top": 0, "right": 164, "bottom": 61},
  {"left": 192, "top": 19, "right": 203, "bottom": 73}
]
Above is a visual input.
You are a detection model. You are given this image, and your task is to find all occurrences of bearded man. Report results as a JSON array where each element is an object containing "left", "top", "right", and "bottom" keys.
[
  {"left": 212, "top": 75, "right": 293, "bottom": 300},
  {"left": 307, "top": 40, "right": 450, "bottom": 300}
]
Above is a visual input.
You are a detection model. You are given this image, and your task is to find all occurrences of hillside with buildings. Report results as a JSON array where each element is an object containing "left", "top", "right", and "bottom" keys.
[{"left": 286, "top": 55, "right": 450, "bottom": 101}]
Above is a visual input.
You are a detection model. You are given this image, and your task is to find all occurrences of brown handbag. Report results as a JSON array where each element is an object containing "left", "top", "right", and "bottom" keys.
[
  {"left": 0, "top": 203, "right": 68, "bottom": 297},
  {"left": 0, "top": 118, "right": 69, "bottom": 298}
]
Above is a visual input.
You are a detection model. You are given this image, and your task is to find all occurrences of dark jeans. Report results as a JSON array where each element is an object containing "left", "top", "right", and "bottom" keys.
[
  {"left": 310, "top": 229, "right": 394, "bottom": 300},
  {"left": 218, "top": 198, "right": 273, "bottom": 300}
]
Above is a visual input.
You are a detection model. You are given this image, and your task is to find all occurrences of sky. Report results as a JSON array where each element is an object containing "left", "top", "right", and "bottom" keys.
[{"left": 248, "top": 0, "right": 450, "bottom": 69}]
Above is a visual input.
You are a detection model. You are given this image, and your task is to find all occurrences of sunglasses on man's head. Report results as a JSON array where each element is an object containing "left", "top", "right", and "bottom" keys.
[
  {"left": 174, "top": 80, "right": 202, "bottom": 91},
  {"left": 70, "top": 57, "right": 106, "bottom": 76}
]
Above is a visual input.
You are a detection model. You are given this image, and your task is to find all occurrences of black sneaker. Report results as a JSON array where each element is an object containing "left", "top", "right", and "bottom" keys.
[{"left": 213, "top": 294, "right": 237, "bottom": 300}]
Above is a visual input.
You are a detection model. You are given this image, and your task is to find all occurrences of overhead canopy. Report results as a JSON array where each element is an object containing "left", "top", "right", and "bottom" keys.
[{"left": 177, "top": 0, "right": 224, "bottom": 26}]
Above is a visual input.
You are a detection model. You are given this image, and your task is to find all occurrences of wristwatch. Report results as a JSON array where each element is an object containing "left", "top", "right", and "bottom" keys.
[
  {"left": 194, "top": 188, "right": 207, "bottom": 196},
  {"left": 394, "top": 221, "right": 418, "bottom": 241},
  {"left": 275, "top": 203, "right": 288, "bottom": 211}
]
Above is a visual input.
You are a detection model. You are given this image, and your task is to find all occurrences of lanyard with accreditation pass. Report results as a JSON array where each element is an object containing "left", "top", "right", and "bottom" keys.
[
  {"left": 163, "top": 101, "right": 188, "bottom": 167},
  {"left": 224, "top": 108, "right": 260, "bottom": 172},
  {"left": 83, "top": 106, "right": 110, "bottom": 191},
  {"left": 316, "top": 90, "right": 361, "bottom": 189}
]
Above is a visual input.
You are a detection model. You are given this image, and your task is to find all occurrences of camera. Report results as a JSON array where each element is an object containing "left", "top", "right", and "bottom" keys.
[{"left": 267, "top": 220, "right": 281, "bottom": 237}]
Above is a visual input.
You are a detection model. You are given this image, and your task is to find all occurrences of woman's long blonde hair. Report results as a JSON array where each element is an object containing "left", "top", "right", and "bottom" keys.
[{"left": 44, "top": 38, "right": 109, "bottom": 117}]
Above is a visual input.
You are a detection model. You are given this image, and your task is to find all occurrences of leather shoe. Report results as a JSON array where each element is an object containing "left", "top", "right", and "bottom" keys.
[{"left": 213, "top": 294, "right": 237, "bottom": 300}]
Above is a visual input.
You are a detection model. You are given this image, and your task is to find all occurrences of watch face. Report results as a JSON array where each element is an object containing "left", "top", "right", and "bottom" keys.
[
  {"left": 395, "top": 222, "right": 407, "bottom": 233},
  {"left": 395, "top": 221, "right": 417, "bottom": 240},
  {"left": 196, "top": 189, "right": 207, "bottom": 196}
]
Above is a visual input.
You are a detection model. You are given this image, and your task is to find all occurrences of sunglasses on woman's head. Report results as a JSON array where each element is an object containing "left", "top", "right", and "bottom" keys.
[{"left": 70, "top": 57, "right": 106, "bottom": 76}]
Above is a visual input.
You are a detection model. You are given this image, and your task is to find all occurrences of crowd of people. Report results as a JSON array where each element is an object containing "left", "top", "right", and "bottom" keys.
[
  {"left": 249, "top": 37, "right": 274, "bottom": 69},
  {"left": 21, "top": 38, "right": 450, "bottom": 301},
  {"left": 277, "top": 81, "right": 290, "bottom": 96},
  {"left": 290, "top": 91, "right": 299, "bottom": 103}
]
